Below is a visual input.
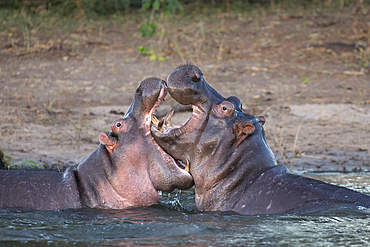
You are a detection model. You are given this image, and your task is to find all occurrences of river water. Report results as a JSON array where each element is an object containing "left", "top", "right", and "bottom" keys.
[{"left": 1, "top": 172, "right": 370, "bottom": 246}]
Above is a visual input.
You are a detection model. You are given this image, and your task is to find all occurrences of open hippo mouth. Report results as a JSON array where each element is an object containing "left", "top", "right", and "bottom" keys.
[
  {"left": 151, "top": 112, "right": 195, "bottom": 172},
  {"left": 151, "top": 104, "right": 204, "bottom": 135},
  {"left": 148, "top": 81, "right": 191, "bottom": 172}
]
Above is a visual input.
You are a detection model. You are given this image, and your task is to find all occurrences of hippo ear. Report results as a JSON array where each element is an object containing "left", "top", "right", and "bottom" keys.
[
  {"left": 234, "top": 123, "right": 254, "bottom": 147},
  {"left": 99, "top": 133, "right": 117, "bottom": 154}
]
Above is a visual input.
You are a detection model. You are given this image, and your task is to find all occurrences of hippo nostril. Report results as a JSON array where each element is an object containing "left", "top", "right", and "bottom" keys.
[
  {"left": 190, "top": 74, "right": 200, "bottom": 82},
  {"left": 190, "top": 69, "right": 201, "bottom": 82}
]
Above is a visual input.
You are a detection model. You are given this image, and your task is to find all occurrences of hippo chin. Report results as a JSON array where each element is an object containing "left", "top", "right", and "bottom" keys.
[
  {"left": 151, "top": 65, "right": 370, "bottom": 215},
  {"left": 0, "top": 78, "right": 193, "bottom": 211}
]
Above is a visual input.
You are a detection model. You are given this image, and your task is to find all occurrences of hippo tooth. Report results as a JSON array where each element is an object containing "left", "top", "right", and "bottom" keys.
[
  {"left": 157, "top": 118, "right": 165, "bottom": 131},
  {"left": 185, "top": 159, "right": 190, "bottom": 172},
  {"left": 164, "top": 109, "right": 174, "bottom": 127},
  {"left": 151, "top": 115, "right": 159, "bottom": 125},
  {"left": 155, "top": 109, "right": 174, "bottom": 132}
]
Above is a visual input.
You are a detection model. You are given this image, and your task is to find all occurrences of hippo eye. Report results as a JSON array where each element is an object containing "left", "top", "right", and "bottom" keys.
[
  {"left": 213, "top": 101, "right": 234, "bottom": 118},
  {"left": 111, "top": 119, "right": 130, "bottom": 134}
]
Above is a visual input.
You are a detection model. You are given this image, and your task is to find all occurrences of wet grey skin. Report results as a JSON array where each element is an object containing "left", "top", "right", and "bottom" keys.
[
  {"left": 0, "top": 78, "right": 193, "bottom": 211},
  {"left": 151, "top": 65, "right": 370, "bottom": 215}
]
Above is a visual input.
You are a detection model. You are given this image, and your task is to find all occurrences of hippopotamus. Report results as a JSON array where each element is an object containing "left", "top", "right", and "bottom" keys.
[
  {"left": 151, "top": 64, "right": 370, "bottom": 215},
  {"left": 0, "top": 78, "right": 193, "bottom": 211}
]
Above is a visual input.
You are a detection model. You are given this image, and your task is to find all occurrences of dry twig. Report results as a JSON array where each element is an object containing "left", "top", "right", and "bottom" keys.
[
  {"left": 290, "top": 118, "right": 305, "bottom": 171},
  {"left": 207, "top": 36, "right": 225, "bottom": 82}
]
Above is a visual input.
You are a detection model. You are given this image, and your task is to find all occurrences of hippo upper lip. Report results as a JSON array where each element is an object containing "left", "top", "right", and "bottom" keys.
[
  {"left": 152, "top": 82, "right": 167, "bottom": 113},
  {"left": 158, "top": 82, "right": 167, "bottom": 102}
]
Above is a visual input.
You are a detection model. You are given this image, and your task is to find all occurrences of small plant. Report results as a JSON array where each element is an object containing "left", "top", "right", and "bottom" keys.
[
  {"left": 0, "top": 150, "right": 43, "bottom": 169},
  {"left": 142, "top": 0, "right": 183, "bottom": 16},
  {"left": 139, "top": 21, "right": 157, "bottom": 37},
  {"left": 73, "top": 124, "right": 83, "bottom": 140},
  {"left": 9, "top": 160, "right": 43, "bottom": 169},
  {"left": 282, "top": 75, "right": 287, "bottom": 84},
  {"left": 302, "top": 78, "right": 309, "bottom": 83},
  {"left": 355, "top": 47, "right": 370, "bottom": 68},
  {"left": 137, "top": 45, "right": 151, "bottom": 55},
  {"left": 0, "top": 150, "right": 10, "bottom": 168},
  {"left": 139, "top": 0, "right": 183, "bottom": 38},
  {"left": 136, "top": 46, "right": 166, "bottom": 61}
]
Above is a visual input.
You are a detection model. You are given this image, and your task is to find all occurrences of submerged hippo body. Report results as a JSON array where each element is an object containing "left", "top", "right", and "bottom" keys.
[
  {"left": 0, "top": 78, "right": 193, "bottom": 211},
  {"left": 151, "top": 65, "right": 370, "bottom": 215},
  {"left": 0, "top": 168, "right": 81, "bottom": 210}
]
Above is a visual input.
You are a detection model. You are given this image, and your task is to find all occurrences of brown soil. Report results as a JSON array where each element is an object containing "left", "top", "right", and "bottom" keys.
[{"left": 1, "top": 7, "right": 369, "bottom": 173}]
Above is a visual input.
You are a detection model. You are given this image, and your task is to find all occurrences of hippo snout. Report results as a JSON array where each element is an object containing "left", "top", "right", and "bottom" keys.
[{"left": 249, "top": 116, "right": 266, "bottom": 126}]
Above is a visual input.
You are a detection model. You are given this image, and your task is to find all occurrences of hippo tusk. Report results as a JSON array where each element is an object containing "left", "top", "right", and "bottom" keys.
[
  {"left": 163, "top": 108, "right": 174, "bottom": 127},
  {"left": 152, "top": 108, "right": 175, "bottom": 132},
  {"left": 151, "top": 115, "right": 159, "bottom": 125},
  {"left": 185, "top": 159, "right": 190, "bottom": 172}
]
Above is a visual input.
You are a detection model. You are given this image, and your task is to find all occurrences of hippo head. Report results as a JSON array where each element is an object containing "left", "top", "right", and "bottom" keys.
[
  {"left": 98, "top": 78, "right": 193, "bottom": 206},
  {"left": 151, "top": 65, "right": 276, "bottom": 211},
  {"left": 150, "top": 65, "right": 225, "bottom": 166}
]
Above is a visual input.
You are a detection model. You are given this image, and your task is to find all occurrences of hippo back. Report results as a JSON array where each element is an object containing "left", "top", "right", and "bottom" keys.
[
  {"left": 0, "top": 167, "right": 81, "bottom": 210},
  {"left": 232, "top": 166, "right": 370, "bottom": 215}
]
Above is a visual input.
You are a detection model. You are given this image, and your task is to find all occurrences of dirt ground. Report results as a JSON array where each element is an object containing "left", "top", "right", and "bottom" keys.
[{"left": 1, "top": 6, "right": 370, "bottom": 173}]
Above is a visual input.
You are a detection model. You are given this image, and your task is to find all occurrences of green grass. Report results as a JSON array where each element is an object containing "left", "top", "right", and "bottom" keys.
[
  {"left": 0, "top": 8, "right": 141, "bottom": 39},
  {"left": 1, "top": 0, "right": 366, "bottom": 39},
  {"left": 1, "top": 150, "right": 43, "bottom": 169}
]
